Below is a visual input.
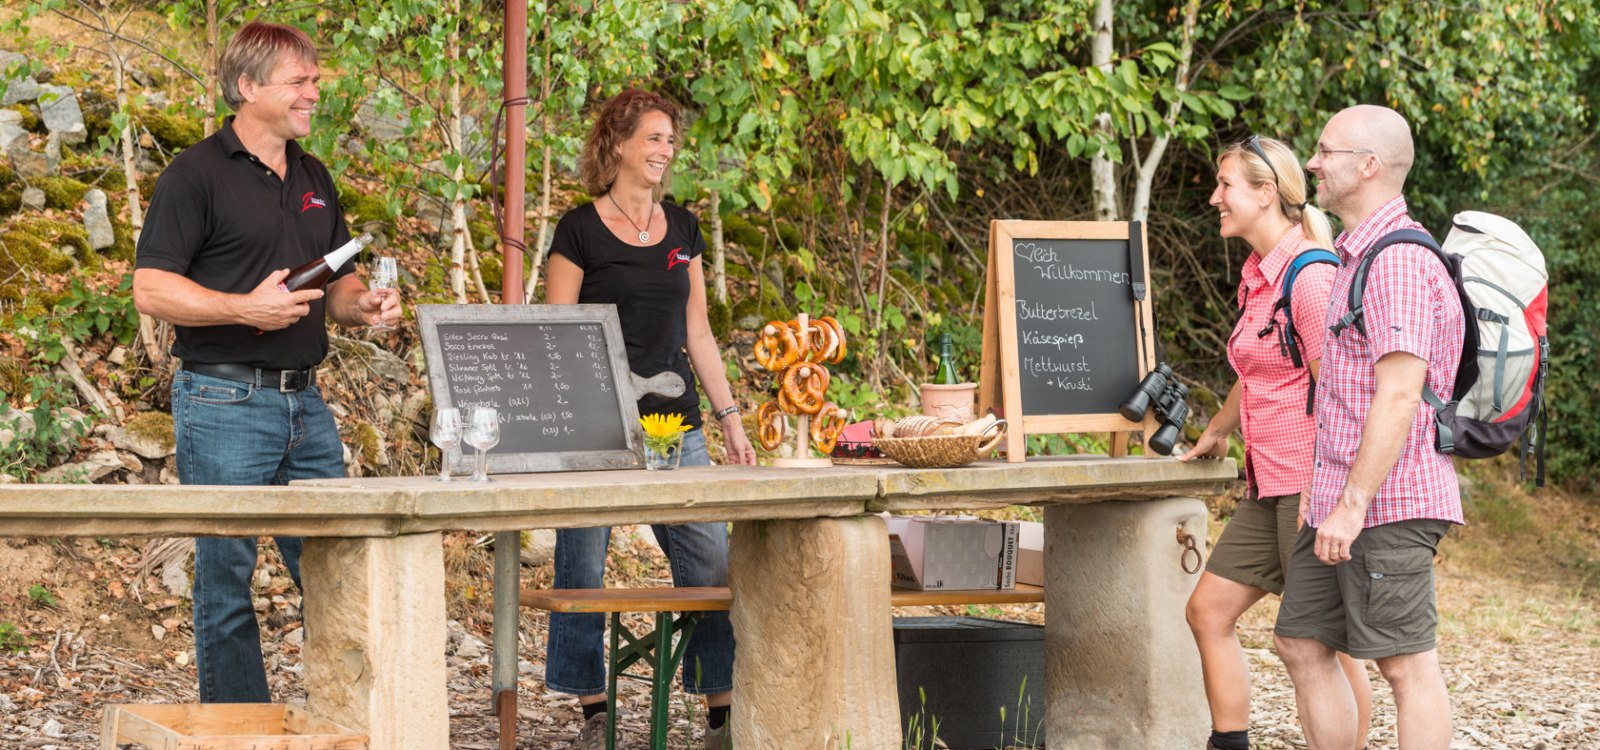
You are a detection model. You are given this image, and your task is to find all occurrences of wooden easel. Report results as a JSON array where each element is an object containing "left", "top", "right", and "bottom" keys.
[{"left": 977, "top": 221, "right": 1158, "bottom": 461}]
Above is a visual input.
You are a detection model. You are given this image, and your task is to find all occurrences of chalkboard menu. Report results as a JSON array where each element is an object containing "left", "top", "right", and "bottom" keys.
[
  {"left": 418, "top": 304, "right": 644, "bottom": 473},
  {"left": 978, "top": 221, "right": 1156, "bottom": 461}
]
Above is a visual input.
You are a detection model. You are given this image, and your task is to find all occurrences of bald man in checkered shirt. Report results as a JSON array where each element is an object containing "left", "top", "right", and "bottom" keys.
[{"left": 1273, "top": 105, "right": 1466, "bottom": 750}]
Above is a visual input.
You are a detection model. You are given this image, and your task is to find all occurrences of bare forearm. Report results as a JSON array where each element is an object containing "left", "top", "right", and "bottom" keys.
[
  {"left": 325, "top": 274, "right": 368, "bottom": 328},
  {"left": 687, "top": 329, "right": 738, "bottom": 418},
  {"left": 1207, "top": 380, "right": 1244, "bottom": 439},
  {"left": 133, "top": 268, "right": 244, "bottom": 327}
]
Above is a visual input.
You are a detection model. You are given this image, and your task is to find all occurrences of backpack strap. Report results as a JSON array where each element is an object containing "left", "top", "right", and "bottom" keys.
[
  {"left": 1263, "top": 248, "right": 1339, "bottom": 414},
  {"left": 1328, "top": 229, "right": 1440, "bottom": 338}
]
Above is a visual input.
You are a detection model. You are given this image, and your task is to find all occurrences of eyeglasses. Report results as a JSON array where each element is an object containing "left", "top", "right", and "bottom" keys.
[
  {"left": 1315, "top": 147, "right": 1376, "bottom": 160},
  {"left": 1243, "top": 135, "right": 1282, "bottom": 187}
]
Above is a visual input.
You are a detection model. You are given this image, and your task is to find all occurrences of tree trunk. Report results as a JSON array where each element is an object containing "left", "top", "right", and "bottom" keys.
[
  {"left": 110, "top": 33, "right": 163, "bottom": 370},
  {"left": 1131, "top": 0, "right": 1199, "bottom": 224},
  {"left": 1090, "top": 0, "right": 1119, "bottom": 221},
  {"left": 868, "top": 180, "right": 892, "bottom": 389},
  {"left": 204, "top": 0, "right": 218, "bottom": 137},
  {"left": 524, "top": 27, "right": 555, "bottom": 304},
  {"left": 447, "top": 13, "right": 470, "bottom": 305},
  {"left": 710, "top": 188, "right": 728, "bottom": 305}
]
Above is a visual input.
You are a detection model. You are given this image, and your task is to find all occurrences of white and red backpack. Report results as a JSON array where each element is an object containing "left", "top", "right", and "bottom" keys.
[{"left": 1329, "top": 211, "right": 1549, "bottom": 485}]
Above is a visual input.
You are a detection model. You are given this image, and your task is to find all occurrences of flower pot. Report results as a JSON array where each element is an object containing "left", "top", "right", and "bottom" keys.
[
  {"left": 644, "top": 436, "right": 682, "bottom": 470},
  {"left": 920, "top": 382, "right": 978, "bottom": 423}
]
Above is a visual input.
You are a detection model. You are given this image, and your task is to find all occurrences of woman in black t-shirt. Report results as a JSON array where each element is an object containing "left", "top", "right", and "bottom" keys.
[{"left": 542, "top": 89, "right": 751, "bottom": 749}]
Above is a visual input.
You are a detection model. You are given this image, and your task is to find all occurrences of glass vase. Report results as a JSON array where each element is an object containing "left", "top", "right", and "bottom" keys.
[{"left": 644, "top": 436, "right": 682, "bottom": 470}]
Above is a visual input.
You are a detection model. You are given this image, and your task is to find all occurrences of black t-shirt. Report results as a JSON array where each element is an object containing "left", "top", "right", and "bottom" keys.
[
  {"left": 136, "top": 117, "right": 352, "bottom": 370},
  {"left": 549, "top": 201, "right": 705, "bottom": 428}
]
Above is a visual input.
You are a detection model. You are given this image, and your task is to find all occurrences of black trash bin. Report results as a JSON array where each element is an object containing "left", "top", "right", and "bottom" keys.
[{"left": 893, "top": 616, "right": 1046, "bottom": 749}]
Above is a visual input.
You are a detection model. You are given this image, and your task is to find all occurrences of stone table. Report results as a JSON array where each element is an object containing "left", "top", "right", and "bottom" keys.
[{"left": 1, "top": 455, "right": 1233, "bottom": 749}]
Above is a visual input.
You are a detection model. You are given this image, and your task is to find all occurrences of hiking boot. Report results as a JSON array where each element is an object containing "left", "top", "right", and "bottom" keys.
[
  {"left": 703, "top": 722, "right": 731, "bottom": 750},
  {"left": 570, "top": 710, "right": 611, "bottom": 750}
]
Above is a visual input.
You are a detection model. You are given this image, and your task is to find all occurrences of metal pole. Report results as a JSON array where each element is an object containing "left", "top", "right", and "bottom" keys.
[{"left": 493, "top": 3, "right": 529, "bottom": 747}]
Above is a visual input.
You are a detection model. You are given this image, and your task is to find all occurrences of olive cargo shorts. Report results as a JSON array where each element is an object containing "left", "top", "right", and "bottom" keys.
[{"left": 1274, "top": 518, "right": 1453, "bottom": 660}]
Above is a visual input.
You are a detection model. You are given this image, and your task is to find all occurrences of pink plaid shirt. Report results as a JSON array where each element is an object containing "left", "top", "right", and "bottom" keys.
[
  {"left": 1228, "top": 224, "right": 1335, "bottom": 497},
  {"left": 1308, "top": 196, "right": 1465, "bottom": 528}
]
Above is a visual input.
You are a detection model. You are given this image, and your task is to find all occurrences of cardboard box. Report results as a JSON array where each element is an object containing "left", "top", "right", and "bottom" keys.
[
  {"left": 886, "top": 515, "right": 1018, "bottom": 590},
  {"left": 1016, "top": 521, "right": 1044, "bottom": 586}
]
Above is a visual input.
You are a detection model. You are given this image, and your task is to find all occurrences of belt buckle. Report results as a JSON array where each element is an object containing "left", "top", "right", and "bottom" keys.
[{"left": 278, "top": 370, "right": 297, "bottom": 393}]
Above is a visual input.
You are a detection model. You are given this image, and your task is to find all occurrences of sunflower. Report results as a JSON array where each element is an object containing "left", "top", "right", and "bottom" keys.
[{"left": 639, "top": 413, "right": 692, "bottom": 453}]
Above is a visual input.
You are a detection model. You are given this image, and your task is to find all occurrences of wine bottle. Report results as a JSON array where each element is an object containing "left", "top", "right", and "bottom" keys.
[
  {"left": 278, "top": 233, "right": 375, "bottom": 292},
  {"left": 933, "top": 332, "right": 960, "bottom": 385}
]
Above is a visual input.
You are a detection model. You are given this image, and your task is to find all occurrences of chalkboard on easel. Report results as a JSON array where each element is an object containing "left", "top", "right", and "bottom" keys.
[
  {"left": 419, "top": 304, "right": 652, "bottom": 473},
  {"left": 978, "top": 221, "right": 1156, "bottom": 462}
]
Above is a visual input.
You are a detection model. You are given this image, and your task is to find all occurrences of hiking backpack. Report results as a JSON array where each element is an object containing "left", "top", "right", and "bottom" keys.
[
  {"left": 1256, "top": 248, "right": 1340, "bottom": 415},
  {"left": 1328, "top": 212, "right": 1549, "bottom": 485}
]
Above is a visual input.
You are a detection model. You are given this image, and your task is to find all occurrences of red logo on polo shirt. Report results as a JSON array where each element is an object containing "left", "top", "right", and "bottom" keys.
[
  {"left": 666, "top": 247, "right": 691, "bottom": 271},
  {"left": 301, "top": 192, "right": 327, "bottom": 212}
]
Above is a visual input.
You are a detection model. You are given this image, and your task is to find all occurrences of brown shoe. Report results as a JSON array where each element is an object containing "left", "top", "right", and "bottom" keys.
[{"left": 570, "top": 711, "right": 611, "bottom": 750}]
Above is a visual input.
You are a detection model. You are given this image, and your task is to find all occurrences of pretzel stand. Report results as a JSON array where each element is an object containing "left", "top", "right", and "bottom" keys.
[{"left": 753, "top": 313, "right": 849, "bottom": 468}]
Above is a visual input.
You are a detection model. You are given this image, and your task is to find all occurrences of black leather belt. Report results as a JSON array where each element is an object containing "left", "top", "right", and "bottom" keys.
[{"left": 183, "top": 362, "right": 317, "bottom": 392}]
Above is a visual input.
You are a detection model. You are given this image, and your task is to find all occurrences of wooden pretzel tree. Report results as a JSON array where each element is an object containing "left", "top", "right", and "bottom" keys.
[{"left": 752, "top": 313, "right": 850, "bottom": 468}]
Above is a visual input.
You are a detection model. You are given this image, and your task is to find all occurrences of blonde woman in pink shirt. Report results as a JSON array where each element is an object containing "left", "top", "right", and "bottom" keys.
[{"left": 1179, "top": 136, "right": 1372, "bottom": 750}]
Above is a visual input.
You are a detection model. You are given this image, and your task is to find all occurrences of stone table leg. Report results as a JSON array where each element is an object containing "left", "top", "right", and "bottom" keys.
[
  {"left": 1044, "top": 498, "right": 1209, "bottom": 749},
  {"left": 301, "top": 534, "right": 448, "bottom": 750},
  {"left": 729, "top": 516, "right": 900, "bottom": 749}
]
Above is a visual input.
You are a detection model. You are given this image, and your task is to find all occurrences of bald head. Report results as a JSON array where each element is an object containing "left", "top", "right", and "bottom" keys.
[{"left": 1327, "top": 105, "right": 1414, "bottom": 186}]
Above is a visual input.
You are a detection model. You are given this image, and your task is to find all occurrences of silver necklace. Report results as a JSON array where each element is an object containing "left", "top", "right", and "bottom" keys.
[{"left": 608, "top": 193, "right": 654, "bottom": 243}]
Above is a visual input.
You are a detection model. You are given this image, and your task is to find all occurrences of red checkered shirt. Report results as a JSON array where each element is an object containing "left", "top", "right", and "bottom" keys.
[
  {"left": 1228, "top": 224, "right": 1336, "bottom": 497},
  {"left": 1309, "top": 196, "right": 1465, "bottom": 528}
]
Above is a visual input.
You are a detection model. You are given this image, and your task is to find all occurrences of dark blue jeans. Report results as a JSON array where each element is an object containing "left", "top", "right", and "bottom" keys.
[
  {"left": 545, "top": 429, "right": 736, "bottom": 695},
  {"left": 172, "top": 370, "right": 344, "bottom": 703}
]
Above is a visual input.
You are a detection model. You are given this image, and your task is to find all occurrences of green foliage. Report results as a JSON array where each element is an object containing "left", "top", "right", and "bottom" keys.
[
  {"left": 0, "top": 363, "right": 94, "bottom": 480},
  {"left": 8, "top": 275, "right": 140, "bottom": 362},
  {"left": 0, "top": 621, "right": 25, "bottom": 654},
  {"left": 27, "top": 583, "right": 57, "bottom": 608}
]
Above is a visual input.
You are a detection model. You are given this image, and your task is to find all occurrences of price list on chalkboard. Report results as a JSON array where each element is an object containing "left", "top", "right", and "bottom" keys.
[
  {"left": 437, "top": 322, "right": 627, "bottom": 455},
  {"left": 1007, "top": 237, "right": 1142, "bottom": 417}
]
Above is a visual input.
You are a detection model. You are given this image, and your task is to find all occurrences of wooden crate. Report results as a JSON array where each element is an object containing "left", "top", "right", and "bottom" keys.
[{"left": 102, "top": 703, "right": 368, "bottom": 750}]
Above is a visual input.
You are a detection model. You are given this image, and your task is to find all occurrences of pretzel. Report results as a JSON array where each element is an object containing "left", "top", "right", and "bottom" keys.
[
  {"left": 805, "top": 319, "right": 838, "bottom": 364},
  {"left": 819, "top": 316, "right": 846, "bottom": 364},
  {"left": 809, "top": 402, "right": 849, "bottom": 454},
  {"left": 781, "top": 363, "right": 829, "bottom": 415},
  {"left": 755, "top": 321, "right": 802, "bottom": 372},
  {"left": 756, "top": 400, "right": 786, "bottom": 452}
]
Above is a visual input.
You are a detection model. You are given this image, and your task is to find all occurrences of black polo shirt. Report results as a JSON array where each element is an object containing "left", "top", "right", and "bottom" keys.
[{"left": 136, "top": 116, "right": 352, "bottom": 370}]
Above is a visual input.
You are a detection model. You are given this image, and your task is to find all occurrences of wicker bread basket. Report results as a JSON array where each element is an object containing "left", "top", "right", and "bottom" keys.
[{"left": 875, "top": 434, "right": 990, "bottom": 469}]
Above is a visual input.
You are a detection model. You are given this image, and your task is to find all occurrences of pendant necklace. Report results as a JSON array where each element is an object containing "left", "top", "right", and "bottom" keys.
[{"left": 609, "top": 193, "right": 654, "bottom": 243}]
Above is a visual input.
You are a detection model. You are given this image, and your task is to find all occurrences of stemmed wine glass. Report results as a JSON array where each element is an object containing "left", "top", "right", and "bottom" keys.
[
  {"left": 430, "top": 407, "right": 462, "bottom": 482},
  {"left": 464, "top": 406, "right": 501, "bottom": 483},
  {"left": 369, "top": 256, "right": 398, "bottom": 330}
]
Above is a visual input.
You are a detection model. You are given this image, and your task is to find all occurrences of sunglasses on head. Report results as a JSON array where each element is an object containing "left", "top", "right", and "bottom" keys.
[{"left": 1243, "top": 134, "right": 1282, "bottom": 187}]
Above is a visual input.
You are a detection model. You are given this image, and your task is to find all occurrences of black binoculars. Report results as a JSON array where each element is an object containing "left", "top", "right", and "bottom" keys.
[{"left": 1118, "top": 363, "right": 1190, "bottom": 456}]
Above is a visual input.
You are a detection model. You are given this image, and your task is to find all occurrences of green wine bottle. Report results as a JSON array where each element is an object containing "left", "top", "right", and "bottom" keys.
[{"left": 933, "top": 332, "right": 960, "bottom": 384}]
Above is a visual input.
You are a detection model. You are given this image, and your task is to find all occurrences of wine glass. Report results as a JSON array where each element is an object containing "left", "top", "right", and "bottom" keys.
[
  {"left": 369, "top": 256, "right": 398, "bottom": 330},
  {"left": 430, "top": 407, "right": 462, "bottom": 482},
  {"left": 464, "top": 406, "right": 501, "bottom": 482}
]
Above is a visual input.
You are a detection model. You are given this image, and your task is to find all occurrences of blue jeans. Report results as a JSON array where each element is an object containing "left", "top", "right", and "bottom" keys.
[
  {"left": 545, "top": 429, "right": 735, "bottom": 695},
  {"left": 172, "top": 370, "right": 345, "bottom": 703}
]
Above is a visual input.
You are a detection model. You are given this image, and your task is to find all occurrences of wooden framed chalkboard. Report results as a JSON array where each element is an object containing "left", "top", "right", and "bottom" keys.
[
  {"left": 418, "top": 304, "right": 659, "bottom": 473},
  {"left": 977, "top": 221, "right": 1156, "bottom": 462}
]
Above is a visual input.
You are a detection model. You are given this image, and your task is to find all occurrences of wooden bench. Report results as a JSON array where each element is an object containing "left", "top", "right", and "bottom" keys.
[{"left": 519, "top": 584, "right": 1045, "bottom": 750}]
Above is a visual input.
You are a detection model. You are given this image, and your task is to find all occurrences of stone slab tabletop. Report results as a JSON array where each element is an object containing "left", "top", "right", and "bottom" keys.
[{"left": 0, "top": 456, "right": 1235, "bottom": 537}]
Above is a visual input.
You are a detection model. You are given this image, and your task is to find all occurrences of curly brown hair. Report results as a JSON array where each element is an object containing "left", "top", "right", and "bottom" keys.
[{"left": 578, "top": 89, "right": 681, "bottom": 200}]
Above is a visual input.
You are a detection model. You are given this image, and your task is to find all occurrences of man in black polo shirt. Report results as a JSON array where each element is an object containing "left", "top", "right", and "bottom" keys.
[{"left": 133, "top": 20, "right": 399, "bottom": 703}]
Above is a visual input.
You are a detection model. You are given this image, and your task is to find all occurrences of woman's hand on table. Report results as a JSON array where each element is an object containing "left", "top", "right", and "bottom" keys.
[
  {"left": 721, "top": 416, "right": 757, "bottom": 465},
  {"left": 1178, "top": 429, "right": 1229, "bottom": 462}
]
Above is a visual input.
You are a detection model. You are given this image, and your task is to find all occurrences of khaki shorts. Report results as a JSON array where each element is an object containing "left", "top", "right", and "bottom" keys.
[
  {"left": 1206, "top": 492, "right": 1298, "bottom": 595},
  {"left": 1274, "top": 518, "right": 1452, "bottom": 660}
]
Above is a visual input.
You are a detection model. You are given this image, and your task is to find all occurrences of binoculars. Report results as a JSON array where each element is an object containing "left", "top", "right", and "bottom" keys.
[{"left": 1118, "top": 363, "right": 1190, "bottom": 456}]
